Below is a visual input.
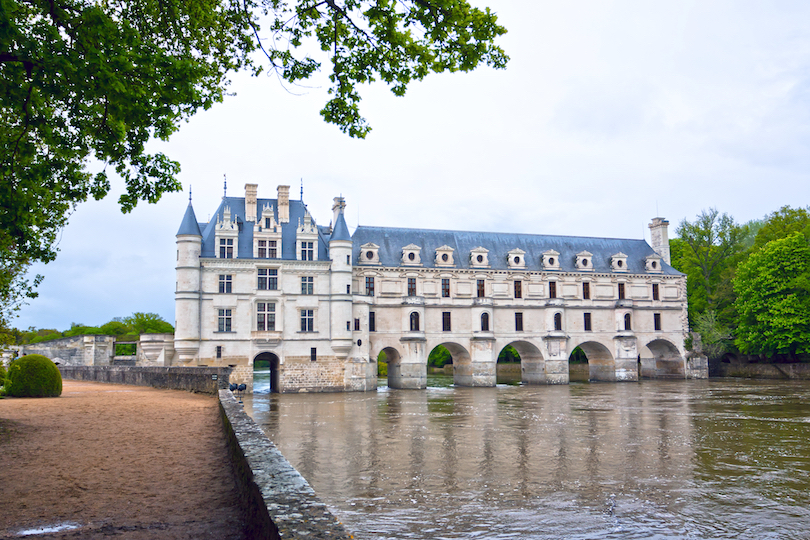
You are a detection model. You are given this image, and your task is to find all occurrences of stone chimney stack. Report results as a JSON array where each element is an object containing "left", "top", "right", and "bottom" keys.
[
  {"left": 277, "top": 185, "right": 290, "bottom": 223},
  {"left": 245, "top": 184, "right": 258, "bottom": 223},
  {"left": 332, "top": 196, "right": 346, "bottom": 228},
  {"left": 648, "top": 217, "right": 671, "bottom": 265}
]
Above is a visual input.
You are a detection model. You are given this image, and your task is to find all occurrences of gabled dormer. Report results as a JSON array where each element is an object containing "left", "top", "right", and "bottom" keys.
[
  {"left": 401, "top": 244, "right": 422, "bottom": 266},
  {"left": 507, "top": 248, "right": 526, "bottom": 269},
  {"left": 611, "top": 252, "right": 628, "bottom": 272},
  {"left": 296, "top": 210, "right": 318, "bottom": 261},
  {"left": 645, "top": 253, "right": 663, "bottom": 273},
  {"left": 254, "top": 202, "right": 281, "bottom": 259},
  {"left": 215, "top": 206, "right": 238, "bottom": 259},
  {"left": 542, "top": 249, "right": 560, "bottom": 271},
  {"left": 435, "top": 245, "right": 455, "bottom": 267},
  {"left": 470, "top": 246, "right": 490, "bottom": 268},
  {"left": 360, "top": 242, "right": 381, "bottom": 265},
  {"left": 576, "top": 250, "right": 593, "bottom": 271}
]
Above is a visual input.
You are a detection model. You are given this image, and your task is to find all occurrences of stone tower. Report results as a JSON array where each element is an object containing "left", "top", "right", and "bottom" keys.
[
  {"left": 648, "top": 217, "right": 671, "bottom": 265},
  {"left": 329, "top": 198, "right": 353, "bottom": 358},
  {"left": 174, "top": 200, "right": 202, "bottom": 365}
]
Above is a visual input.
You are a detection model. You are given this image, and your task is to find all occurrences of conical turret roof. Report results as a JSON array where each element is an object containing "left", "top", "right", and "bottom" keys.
[
  {"left": 330, "top": 209, "right": 351, "bottom": 242},
  {"left": 177, "top": 202, "right": 202, "bottom": 236}
]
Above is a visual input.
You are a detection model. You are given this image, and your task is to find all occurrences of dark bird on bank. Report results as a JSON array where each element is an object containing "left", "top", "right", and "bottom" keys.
[{"left": 229, "top": 383, "right": 238, "bottom": 392}]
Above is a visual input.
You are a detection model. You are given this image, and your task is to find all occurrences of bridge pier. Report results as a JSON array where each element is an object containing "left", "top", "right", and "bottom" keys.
[{"left": 391, "top": 338, "right": 427, "bottom": 389}]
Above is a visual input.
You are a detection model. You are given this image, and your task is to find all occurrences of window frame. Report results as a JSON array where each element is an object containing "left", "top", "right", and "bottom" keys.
[
  {"left": 441, "top": 278, "right": 450, "bottom": 298},
  {"left": 219, "top": 238, "right": 234, "bottom": 259},
  {"left": 301, "top": 276, "right": 314, "bottom": 295},
  {"left": 515, "top": 312, "right": 524, "bottom": 332},
  {"left": 654, "top": 313, "right": 662, "bottom": 331},
  {"left": 258, "top": 268, "right": 278, "bottom": 291},
  {"left": 477, "top": 279, "right": 485, "bottom": 298},
  {"left": 618, "top": 282, "right": 626, "bottom": 300},
  {"left": 369, "top": 311, "right": 376, "bottom": 332},
  {"left": 365, "top": 276, "right": 375, "bottom": 297},
  {"left": 652, "top": 283, "right": 660, "bottom": 301},
  {"left": 549, "top": 281, "right": 557, "bottom": 299},
  {"left": 481, "top": 312, "right": 490, "bottom": 331},
  {"left": 301, "top": 241, "right": 314, "bottom": 261},
  {"left": 554, "top": 312, "right": 562, "bottom": 331},
  {"left": 410, "top": 312, "right": 420, "bottom": 332},
  {"left": 219, "top": 274, "right": 232, "bottom": 294},
  {"left": 300, "top": 309, "right": 315, "bottom": 332},
  {"left": 256, "top": 302, "right": 276, "bottom": 331},
  {"left": 514, "top": 280, "right": 522, "bottom": 299},
  {"left": 584, "top": 312, "right": 592, "bottom": 331},
  {"left": 442, "top": 311, "right": 452, "bottom": 332},
  {"left": 217, "top": 309, "right": 232, "bottom": 332},
  {"left": 582, "top": 282, "right": 590, "bottom": 300},
  {"left": 407, "top": 277, "right": 417, "bottom": 297}
]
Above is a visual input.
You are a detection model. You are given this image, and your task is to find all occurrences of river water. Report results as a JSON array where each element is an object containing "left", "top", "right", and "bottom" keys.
[{"left": 243, "top": 374, "right": 810, "bottom": 539}]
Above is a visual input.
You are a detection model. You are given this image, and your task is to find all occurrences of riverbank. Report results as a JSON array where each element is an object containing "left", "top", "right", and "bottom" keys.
[{"left": 0, "top": 381, "right": 246, "bottom": 539}]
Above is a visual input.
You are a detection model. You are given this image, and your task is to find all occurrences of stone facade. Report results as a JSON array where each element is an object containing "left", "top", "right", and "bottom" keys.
[{"left": 173, "top": 184, "right": 698, "bottom": 393}]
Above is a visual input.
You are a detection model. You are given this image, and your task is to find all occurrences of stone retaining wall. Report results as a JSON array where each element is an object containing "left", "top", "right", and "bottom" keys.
[
  {"left": 218, "top": 390, "right": 351, "bottom": 540},
  {"left": 713, "top": 362, "right": 810, "bottom": 380},
  {"left": 59, "top": 366, "right": 231, "bottom": 394}
]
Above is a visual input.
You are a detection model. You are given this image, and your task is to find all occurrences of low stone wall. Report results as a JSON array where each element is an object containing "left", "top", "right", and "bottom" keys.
[
  {"left": 218, "top": 390, "right": 352, "bottom": 540},
  {"left": 59, "top": 366, "right": 231, "bottom": 394},
  {"left": 714, "top": 362, "right": 810, "bottom": 380}
]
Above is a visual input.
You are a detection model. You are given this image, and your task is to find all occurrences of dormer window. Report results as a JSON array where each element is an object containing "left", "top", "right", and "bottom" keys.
[
  {"left": 645, "top": 254, "right": 663, "bottom": 273},
  {"left": 435, "top": 246, "right": 455, "bottom": 267},
  {"left": 401, "top": 244, "right": 422, "bottom": 266},
  {"left": 254, "top": 202, "right": 281, "bottom": 259},
  {"left": 470, "top": 247, "right": 490, "bottom": 268},
  {"left": 611, "top": 252, "right": 628, "bottom": 272},
  {"left": 542, "top": 249, "right": 560, "bottom": 271},
  {"left": 507, "top": 248, "right": 526, "bottom": 269},
  {"left": 576, "top": 251, "right": 593, "bottom": 271},
  {"left": 296, "top": 211, "right": 318, "bottom": 262},
  {"left": 360, "top": 242, "right": 381, "bottom": 265},
  {"left": 215, "top": 206, "right": 238, "bottom": 259}
]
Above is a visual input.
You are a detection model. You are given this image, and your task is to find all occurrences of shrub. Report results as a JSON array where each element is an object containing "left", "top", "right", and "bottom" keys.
[
  {"left": 0, "top": 361, "right": 6, "bottom": 388},
  {"left": 5, "top": 355, "right": 62, "bottom": 397}
]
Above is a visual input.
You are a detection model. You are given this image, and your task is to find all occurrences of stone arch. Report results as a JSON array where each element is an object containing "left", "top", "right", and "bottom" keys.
[
  {"left": 640, "top": 338, "right": 685, "bottom": 379},
  {"left": 253, "top": 352, "right": 280, "bottom": 394},
  {"left": 428, "top": 341, "right": 475, "bottom": 386},
  {"left": 569, "top": 340, "right": 615, "bottom": 381},
  {"left": 501, "top": 340, "right": 545, "bottom": 385}
]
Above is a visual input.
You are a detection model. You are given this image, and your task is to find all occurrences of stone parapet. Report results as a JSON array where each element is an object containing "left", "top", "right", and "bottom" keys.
[
  {"left": 59, "top": 366, "right": 231, "bottom": 394},
  {"left": 218, "top": 389, "right": 351, "bottom": 540}
]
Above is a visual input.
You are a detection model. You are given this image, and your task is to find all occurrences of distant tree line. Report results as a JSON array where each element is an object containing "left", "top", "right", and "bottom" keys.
[
  {"left": 672, "top": 205, "right": 810, "bottom": 363},
  {"left": 7, "top": 312, "right": 174, "bottom": 346}
]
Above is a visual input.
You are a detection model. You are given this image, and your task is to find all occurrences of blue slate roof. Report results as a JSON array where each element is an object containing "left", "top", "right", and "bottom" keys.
[
  {"left": 199, "top": 197, "right": 328, "bottom": 260},
  {"left": 330, "top": 211, "right": 352, "bottom": 242},
  {"left": 177, "top": 202, "right": 202, "bottom": 236},
  {"left": 351, "top": 225, "right": 681, "bottom": 275}
]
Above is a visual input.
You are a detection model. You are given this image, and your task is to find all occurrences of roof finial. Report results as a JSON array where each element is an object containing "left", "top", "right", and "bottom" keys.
[
  {"left": 300, "top": 178, "right": 303, "bottom": 201},
  {"left": 223, "top": 174, "right": 227, "bottom": 199},
  {"left": 189, "top": 184, "right": 192, "bottom": 203}
]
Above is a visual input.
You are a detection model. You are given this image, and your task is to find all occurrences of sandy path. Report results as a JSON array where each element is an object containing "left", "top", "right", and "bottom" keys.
[{"left": 0, "top": 381, "right": 246, "bottom": 539}]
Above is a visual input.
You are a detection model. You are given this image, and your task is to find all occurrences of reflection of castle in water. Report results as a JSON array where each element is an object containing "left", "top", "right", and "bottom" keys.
[
  {"left": 245, "top": 382, "right": 697, "bottom": 536},
  {"left": 175, "top": 184, "right": 706, "bottom": 393}
]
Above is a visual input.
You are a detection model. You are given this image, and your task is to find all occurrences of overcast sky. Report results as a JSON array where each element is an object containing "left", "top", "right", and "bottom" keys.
[{"left": 16, "top": 0, "right": 810, "bottom": 331}]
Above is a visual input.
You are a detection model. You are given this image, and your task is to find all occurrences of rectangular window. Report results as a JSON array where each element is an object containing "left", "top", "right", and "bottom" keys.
[
  {"left": 515, "top": 312, "right": 524, "bottom": 332},
  {"left": 258, "top": 240, "right": 267, "bottom": 259},
  {"left": 216, "top": 346, "right": 222, "bottom": 359},
  {"left": 477, "top": 279, "right": 485, "bottom": 298},
  {"left": 265, "top": 217, "right": 272, "bottom": 229},
  {"left": 514, "top": 281, "right": 522, "bottom": 299},
  {"left": 347, "top": 284, "right": 351, "bottom": 294},
  {"left": 301, "top": 276, "right": 314, "bottom": 295},
  {"left": 583, "top": 282, "right": 590, "bottom": 300},
  {"left": 408, "top": 277, "right": 417, "bottom": 296},
  {"left": 654, "top": 313, "right": 662, "bottom": 331},
  {"left": 300, "top": 309, "right": 314, "bottom": 332},
  {"left": 366, "top": 276, "right": 375, "bottom": 297},
  {"left": 584, "top": 312, "right": 592, "bottom": 331},
  {"left": 301, "top": 241, "right": 314, "bottom": 261},
  {"left": 618, "top": 283, "right": 626, "bottom": 300},
  {"left": 257, "top": 303, "right": 275, "bottom": 331},
  {"left": 549, "top": 281, "right": 557, "bottom": 299},
  {"left": 652, "top": 283, "right": 660, "bottom": 301},
  {"left": 268, "top": 240, "right": 277, "bottom": 258},
  {"left": 311, "top": 347, "right": 317, "bottom": 362},
  {"left": 217, "top": 309, "right": 232, "bottom": 332},
  {"left": 442, "top": 311, "right": 452, "bottom": 332},
  {"left": 354, "top": 318, "right": 360, "bottom": 331},
  {"left": 441, "top": 278, "right": 450, "bottom": 298},
  {"left": 258, "top": 269, "right": 278, "bottom": 290},
  {"left": 219, "top": 274, "right": 232, "bottom": 294},
  {"left": 369, "top": 312, "right": 376, "bottom": 332},
  {"left": 219, "top": 238, "right": 234, "bottom": 258}
]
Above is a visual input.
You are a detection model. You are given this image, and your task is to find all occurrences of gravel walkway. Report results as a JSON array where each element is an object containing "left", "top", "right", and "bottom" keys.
[{"left": 0, "top": 381, "right": 247, "bottom": 539}]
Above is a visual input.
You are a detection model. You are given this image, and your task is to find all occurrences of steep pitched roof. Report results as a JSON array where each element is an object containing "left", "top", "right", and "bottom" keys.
[
  {"left": 176, "top": 202, "right": 202, "bottom": 236},
  {"left": 351, "top": 225, "right": 682, "bottom": 275},
  {"left": 330, "top": 210, "right": 352, "bottom": 242}
]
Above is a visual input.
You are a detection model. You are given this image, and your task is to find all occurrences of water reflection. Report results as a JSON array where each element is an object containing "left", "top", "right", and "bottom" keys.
[{"left": 243, "top": 377, "right": 810, "bottom": 539}]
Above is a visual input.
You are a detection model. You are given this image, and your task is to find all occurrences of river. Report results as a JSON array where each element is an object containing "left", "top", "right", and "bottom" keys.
[{"left": 243, "top": 374, "right": 810, "bottom": 539}]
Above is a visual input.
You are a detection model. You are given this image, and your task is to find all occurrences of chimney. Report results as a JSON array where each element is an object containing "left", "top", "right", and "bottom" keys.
[
  {"left": 648, "top": 217, "right": 671, "bottom": 265},
  {"left": 245, "top": 184, "right": 258, "bottom": 223},
  {"left": 332, "top": 196, "right": 346, "bottom": 228},
  {"left": 277, "top": 185, "right": 290, "bottom": 223}
]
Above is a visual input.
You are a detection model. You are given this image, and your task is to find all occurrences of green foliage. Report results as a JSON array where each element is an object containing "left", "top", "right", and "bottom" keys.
[
  {"left": 497, "top": 345, "right": 520, "bottom": 363},
  {"left": 1, "top": 0, "right": 508, "bottom": 328},
  {"left": 734, "top": 232, "right": 810, "bottom": 359},
  {"left": 122, "top": 312, "right": 174, "bottom": 334},
  {"left": 115, "top": 343, "right": 137, "bottom": 356},
  {"left": 5, "top": 354, "right": 62, "bottom": 397},
  {"left": 694, "top": 310, "right": 732, "bottom": 359},
  {"left": 569, "top": 346, "right": 588, "bottom": 364},
  {"left": 99, "top": 320, "right": 131, "bottom": 336},
  {"left": 428, "top": 345, "right": 452, "bottom": 367},
  {"left": 377, "top": 351, "right": 387, "bottom": 377},
  {"left": 753, "top": 206, "right": 810, "bottom": 250},
  {"left": 0, "top": 360, "right": 7, "bottom": 388}
]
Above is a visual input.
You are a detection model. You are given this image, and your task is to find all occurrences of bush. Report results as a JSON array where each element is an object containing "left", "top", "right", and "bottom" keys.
[
  {"left": 5, "top": 355, "right": 62, "bottom": 397},
  {"left": 0, "top": 361, "right": 6, "bottom": 388}
]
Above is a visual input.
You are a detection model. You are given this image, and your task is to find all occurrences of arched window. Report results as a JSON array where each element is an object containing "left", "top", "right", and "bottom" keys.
[
  {"left": 624, "top": 313, "right": 632, "bottom": 331},
  {"left": 481, "top": 312, "right": 490, "bottom": 332},
  {"left": 554, "top": 312, "right": 562, "bottom": 331},
  {"left": 410, "top": 312, "right": 420, "bottom": 332}
]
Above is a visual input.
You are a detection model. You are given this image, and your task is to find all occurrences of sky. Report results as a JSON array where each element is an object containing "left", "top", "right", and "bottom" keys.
[{"left": 16, "top": 0, "right": 810, "bottom": 331}]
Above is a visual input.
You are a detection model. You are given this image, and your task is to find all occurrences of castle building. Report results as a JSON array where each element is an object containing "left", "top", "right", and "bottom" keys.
[{"left": 175, "top": 184, "right": 704, "bottom": 392}]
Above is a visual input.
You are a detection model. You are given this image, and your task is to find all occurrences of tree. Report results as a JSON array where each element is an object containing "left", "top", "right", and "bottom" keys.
[
  {"left": 753, "top": 206, "right": 810, "bottom": 249},
  {"left": 1, "top": 0, "right": 509, "bottom": 323},
  {"left": 676, "top": 208, "right": 748, "bottom": 325},
  {"left": 122, "top": 313, "right": 174, "bottom": 334},
  {"left": 734, "top": 232, "right": 810, "bottom": 360},
  {"left": 693, "top": 310, "right": 732, "bottom": 359}
]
